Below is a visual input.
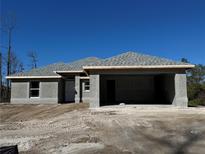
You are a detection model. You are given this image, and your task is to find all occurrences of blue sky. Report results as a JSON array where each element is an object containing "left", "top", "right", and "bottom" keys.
[{"left": 1, "top": 0, "right": 205, "bottom": 69}]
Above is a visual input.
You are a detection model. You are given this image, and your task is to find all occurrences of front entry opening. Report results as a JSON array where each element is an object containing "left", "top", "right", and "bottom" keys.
[
  {"left": 65, "top": 80, "right": 75, "bottom": 102},
  {"left": 107, "top": 80, "right": 116, "bottom": 105},
  {"left": 100, "top": 74, "right": 175, "bottom": 106}
]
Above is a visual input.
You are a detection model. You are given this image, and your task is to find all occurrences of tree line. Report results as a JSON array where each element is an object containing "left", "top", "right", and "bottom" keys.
[{"left": 181, "top": 58, "right": 205, "bottom": 106}]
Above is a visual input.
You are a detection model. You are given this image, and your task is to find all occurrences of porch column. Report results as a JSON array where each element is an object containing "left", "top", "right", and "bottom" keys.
[
  {"left": 173, "top": 73, "right": 188, "bottom": 107},
  {"left": 75, "top": 75, "right": 80, "bottom": 103},
  {"left": 90, "top": 74, "right": 100, "bottom": 108}
]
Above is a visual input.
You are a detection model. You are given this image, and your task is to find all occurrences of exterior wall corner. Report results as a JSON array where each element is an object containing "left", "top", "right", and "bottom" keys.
[
  {"left": 74, "top": 75, "right": 81, "bottom": 103},
  {"left": 173, "top": 73, "right": 188, "bottom": 107},
  {"left": 89, "top": 74, "right": 100, "bottom": 108}
]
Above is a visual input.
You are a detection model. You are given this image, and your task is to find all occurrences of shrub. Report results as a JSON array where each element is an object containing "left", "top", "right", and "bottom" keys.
[
  {"left": 187, "top": 83, "right": 202, "bottom": 100},
  {"left": 188, "top": 98, "right": 205, "bottom": 107}
]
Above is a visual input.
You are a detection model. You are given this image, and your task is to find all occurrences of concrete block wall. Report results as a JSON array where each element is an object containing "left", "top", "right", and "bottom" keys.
[
  {"left": 173, "top": 73, "right": 188, "bottom": 107},
  {"left": 11, "top": 79, "right": 60, "bottom": 104},
  {"left": 89, "top": 74, "right": 100, "bottom": 108},
  {"left": 10, "top": 71, "right": 188, "bottom": 107},
  {"left": 88, "top": 71, "right": 188, "bottom": 108},
  {"left": 11, "top": 81, "right": 29, "bottom": 102},
  {"left": 74, "top": 75, "right": 80, "bottom": 103}
]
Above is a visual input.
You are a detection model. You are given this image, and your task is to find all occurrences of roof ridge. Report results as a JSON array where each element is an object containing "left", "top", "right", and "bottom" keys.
[
  {"left": 105, "top": 51, "right": 189, "bottom": 65},
  {"left": 86, "top": 51, "right": 193, "bottom": 67},
  {"left": 66, "top": 57, "right": 101, "bottom": 64}
]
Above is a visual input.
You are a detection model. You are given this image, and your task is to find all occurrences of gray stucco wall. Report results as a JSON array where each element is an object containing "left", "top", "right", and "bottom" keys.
[
  {"left": 173, "top": 73, "right": 188, "bottom": 107},
  {"left": 89, "top": 74, "right": 100, "bottom": 108},
  {"left": 10, "top": 70, "right": 188, "bottom": 107},
  {"left": 11, "top": 81, "right": 29, "bottom": 99},
  {"left": 75, "top": 75, "right": 80, "bottom": 103},
  {"left": 11, "top": 79, "right": 60, "bottom": 104},
  {"left": 88, "top": 69, "right": 188, "bottom": 107}
]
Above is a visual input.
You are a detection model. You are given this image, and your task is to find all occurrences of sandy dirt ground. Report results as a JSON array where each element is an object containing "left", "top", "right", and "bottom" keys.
[{"left": 0, "top": 103, "right": 205, "bottom": 154}]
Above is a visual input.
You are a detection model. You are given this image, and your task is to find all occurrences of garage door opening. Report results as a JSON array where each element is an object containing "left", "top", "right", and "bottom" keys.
[{"left": 100, "top": 74, "right": 175, "bottom": 106}]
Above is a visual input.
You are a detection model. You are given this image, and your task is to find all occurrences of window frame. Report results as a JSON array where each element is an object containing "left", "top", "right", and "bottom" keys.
[
  {"left": 29, "top": 80, "right": 40, "bottom": 98},
  {"left": 84, "top": 80, "right": 90, "bottom": 92}
]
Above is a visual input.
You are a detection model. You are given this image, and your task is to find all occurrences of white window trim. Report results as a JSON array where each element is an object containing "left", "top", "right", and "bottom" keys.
[
  {"left": 84, "top": 81, "right": 90, "bottom": 92},
  {"left": 29, "top": 81, "right": 40, "bottom": 98}
]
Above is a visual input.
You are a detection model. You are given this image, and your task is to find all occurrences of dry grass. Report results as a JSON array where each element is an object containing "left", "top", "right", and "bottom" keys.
[{"left": 0, "top": 103, "right": 89, "bottom": 123}]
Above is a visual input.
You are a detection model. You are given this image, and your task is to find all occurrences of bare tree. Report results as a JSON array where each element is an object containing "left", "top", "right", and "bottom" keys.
[
  {"left": 0, "top": 52, "right": 2, "bottom": 102},
  {"left": 28, "top": 51, "right": 38, "bottom": 69},
  {"left": 19, "top": 62, "right": 24, "bottom": 73},
  {"left": 1, "top": 13, "right": 16, "bottom": 98},
  {"left": 10, "top": 52, "right": 24, "bottom": 74},
  {"left": 0, "top": 51, "right": 24, "bottom": 102}
]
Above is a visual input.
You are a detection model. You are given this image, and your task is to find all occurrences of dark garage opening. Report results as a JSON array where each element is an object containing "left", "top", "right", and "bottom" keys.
[{"left": 100, "top": 74, "right": 175, "bottom": 106}]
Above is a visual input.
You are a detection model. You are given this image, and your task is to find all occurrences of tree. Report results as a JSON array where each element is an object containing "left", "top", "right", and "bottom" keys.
[
  {"left": 28, "top": 51, "right": 38, "bottom": 69},
  {"left": 10, "top": 52, "right": 24, "bottom": 74},
  {"left": 0, "top": 52, "right": 2, "bottom": 102},
  {"left": 1, "top": 13, "right": 16, "bottom": 97},
  {"left": 181, "top": 58, "right": 189, "bottom": 63},
  {"left": 181, "top": 58, "right": 205, "bottom": 84},
  {"left": 187, "top": 64, "right": 205, "bottom": 85},
  {"left": 181, "top": 58, "right": 205, "bottom": 106},
  {"left": 0, "top": 51, "right": 23, "bottom": 102}
]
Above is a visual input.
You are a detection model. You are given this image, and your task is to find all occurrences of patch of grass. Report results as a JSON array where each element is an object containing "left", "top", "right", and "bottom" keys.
[{"left": 188, "top": 99, "right": 205, "bottom": 107}]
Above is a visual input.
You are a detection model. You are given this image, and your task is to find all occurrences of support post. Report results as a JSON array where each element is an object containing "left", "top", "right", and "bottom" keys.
[
  {"left": 89, "top": 74, "right": 100, "bottom": 108},
  {"left": 75, "top": 75, "right": 80, "bottom": 103},
  {"left": 173, "top": 73, "right": 188, "bottom": 107}
]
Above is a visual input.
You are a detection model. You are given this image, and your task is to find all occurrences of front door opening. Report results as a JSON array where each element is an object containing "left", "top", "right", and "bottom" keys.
[
  {"left": 65, "top": 80, "right": 75, "bottom": 102},
  {"left": 107, "top": 80, "right": 116, "bottom": 105}
]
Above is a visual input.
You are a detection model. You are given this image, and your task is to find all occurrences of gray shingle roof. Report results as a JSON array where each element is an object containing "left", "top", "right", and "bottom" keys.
[
  {"left": 60, "top": 57, "right": 102, "bottom": 71},
  {"left": 11, "top": 57, "right": 101, "bottom": 76},
  {"left": 85, "top": 51, "right": 190, "bottom": 67},
  {"left": 10, "top": 51, "right": 192, "bottom": 77},
  {"left": 11, "top": 63, "right": 66, "bottom": 76}
]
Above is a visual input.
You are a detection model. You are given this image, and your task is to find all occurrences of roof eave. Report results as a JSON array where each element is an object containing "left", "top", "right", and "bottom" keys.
[
  {"left": 83, "top": 65, "right": 195, "bottom": 70},
  {"left": 54, "top": 70, "right": 84, "bottom": 74},
  {"left": 6, "top": 76, "right": 62, "bottom": 79}
]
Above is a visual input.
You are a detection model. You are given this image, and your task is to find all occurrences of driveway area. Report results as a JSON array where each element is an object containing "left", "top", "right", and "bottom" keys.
[{"left": 0, "top": 104, "right": 205, "bottom": 154}]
